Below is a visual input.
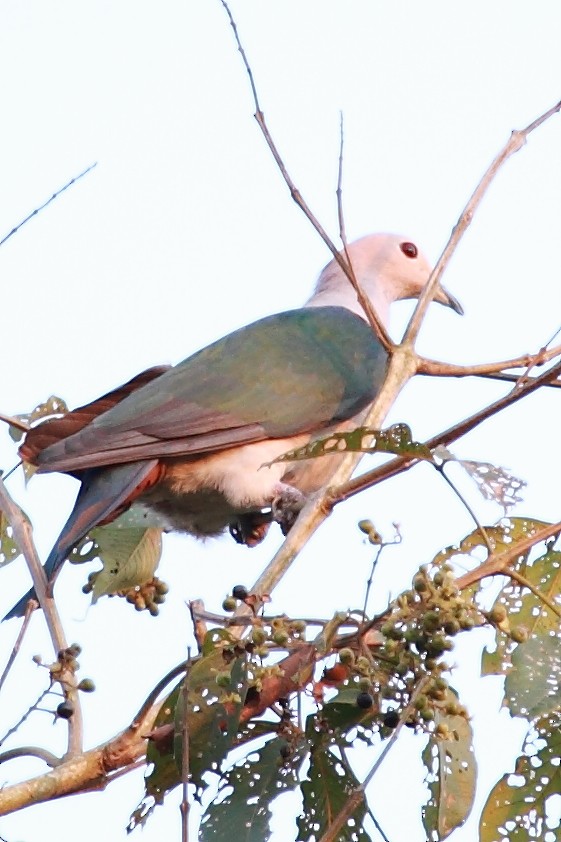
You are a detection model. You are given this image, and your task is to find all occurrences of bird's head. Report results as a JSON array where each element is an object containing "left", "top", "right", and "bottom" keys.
[{"left": 308, "top": 232, "right": 463, "bottom": 324}]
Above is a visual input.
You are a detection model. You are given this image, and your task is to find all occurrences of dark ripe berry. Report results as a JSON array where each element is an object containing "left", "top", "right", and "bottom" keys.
[
  {"left": 279, "top": 743, "right": 291, "bottom": 759},
  {"left": 356, "top": 691, "right": 373, "bottom": 709},
  {"left": 232, "top": 585, "right": 248, "bottom": 600},
  {"left": 383, "top": 709, "right": 399, "bottom": 728},
  {"left": 56, "top": 700, "right": 74, "bottom": 720}
]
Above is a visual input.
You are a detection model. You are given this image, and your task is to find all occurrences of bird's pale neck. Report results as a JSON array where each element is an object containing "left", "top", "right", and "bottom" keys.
[{"left": 304, "top": 270, "right": 391, "bottom": 326}]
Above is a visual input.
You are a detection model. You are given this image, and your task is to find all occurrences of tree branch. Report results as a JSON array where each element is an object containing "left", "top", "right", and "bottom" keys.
[
  {"left": 403, "top": 99, "right": 561, "bottom": 346},
  {"left": 0, "top": 478, "right": 83, "bottom": 756},
  {"left": 336, "top": 357, "right": 561, "bottom": 504}
]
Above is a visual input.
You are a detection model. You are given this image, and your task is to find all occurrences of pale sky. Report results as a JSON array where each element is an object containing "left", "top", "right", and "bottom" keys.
[{"left": 1, "top": 2, "right": 560, "bottom": 840}]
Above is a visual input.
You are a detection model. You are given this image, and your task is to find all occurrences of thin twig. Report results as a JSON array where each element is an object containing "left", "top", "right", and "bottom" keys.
[
  {"left": 0, "top": 478, "right": 83, "bottom": 755},
  {"left": 220, "top": 0, "right": 391, "bottom": 348},
  {"left": 180, "top": 649, "right": 191, "bottom": 842},
  {"left": 0, "top": 601, "right": 34, "bottom": 692},
  {"left": 0, "top": 163, "right": 97, "bottom": 250},
  {"left": 419, "top": 341, "right": 561, "bottom": 378},
  {"left": 337, "top": 357, "right": 561, "bottom": 504},
  {"left": 436, "top": 463, "right": 493, "bottom": 553},
  {"left": 319, "top": 677, "right": 431, "bottom": 842},
  {"left": 404, "top": 99, "right": 561, "bottom": 346},
  {"left": 336, "top": 112, "right": 392, "bottom": 349},
  {"left": 0, "top": 687, "right": 52, "bottom": 748},
  {"left": 456, "top": 519, "right": 561, "bottom": 590},
  {"left": 0, "top": 746, "right": 59, "bottom": 768},
  {"left": 131, "top": 661, "right": 187, "bottom": 728}
]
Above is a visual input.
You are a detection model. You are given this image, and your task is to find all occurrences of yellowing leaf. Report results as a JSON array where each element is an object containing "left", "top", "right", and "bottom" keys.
[{"left": 88, "top": 525, "right": 162, "bottom": 600}]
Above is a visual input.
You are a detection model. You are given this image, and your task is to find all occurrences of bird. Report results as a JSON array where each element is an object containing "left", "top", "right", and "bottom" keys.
[{"left": 4, "top": 233, "right": 462, "bottom": 619}]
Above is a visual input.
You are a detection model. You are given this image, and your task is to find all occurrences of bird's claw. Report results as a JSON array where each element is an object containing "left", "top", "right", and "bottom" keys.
[
  {"left": 272, "top": 487, "right": 306, "bottom": 535},
  {"left": 229, "top": 511, "right": 272, "bottom": 547}
]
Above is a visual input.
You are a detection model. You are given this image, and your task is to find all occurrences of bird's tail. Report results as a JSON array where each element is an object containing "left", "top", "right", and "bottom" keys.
[{"left": 3, "top": 459, "right": 159, "bottom": 620}]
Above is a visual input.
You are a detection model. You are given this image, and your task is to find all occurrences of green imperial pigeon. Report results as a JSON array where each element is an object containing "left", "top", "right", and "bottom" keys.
[{"left": 5, "top": 233, "right": 462, "bottom": 619}]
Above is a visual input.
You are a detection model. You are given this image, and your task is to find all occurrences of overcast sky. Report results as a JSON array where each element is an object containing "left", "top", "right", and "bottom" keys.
[{"left": 1, "top": 2, "right": 560, "bottom": 840}]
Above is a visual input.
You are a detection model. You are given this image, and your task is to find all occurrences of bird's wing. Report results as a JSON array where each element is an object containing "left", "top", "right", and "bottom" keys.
[{"left": 30, "top": 307, "right": 389, "bottom": 473}]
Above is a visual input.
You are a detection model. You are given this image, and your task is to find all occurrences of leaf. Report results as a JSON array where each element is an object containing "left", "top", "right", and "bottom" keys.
[
  {"left": 422, "top": 689, "right": 477, "bottom": 841},
  {"left": 480, "top": 548, "right": 561, "bottom": 716},
  {"left": 435, "top": 448, "right": 526, "bottom": 511},
  {"left": 317, "top": 687, "right": 379, "bottom": 738},
  {"left": 174, "top": 651, "right": 247, "bottom": 785},
  {"left": 87, "top": 525, "right": 162, "bottom": 599},
  {"left": 0, "top": 509, "right": 21, "bottom": 567},
  {"left": 480, "top": 711, "right": 561, "bottom": 842},
  {"left": 8, "top": 395, "right": 68, "bottom": 442},
  {"left": 435, "top": 517, "right": 549, "bottom": 572},
  {"left": 506, "top": 635, "right": 561, "bottom": 718},
  {"left": 298, "top": 745, "right": 371, "bottom": 841},
  {"left": 269, "top": 422, "right": 433, "bottom": 466},
  {"left": 200, "top": 736, "right": 307, "bottom": 841},
  {"left": 130, "top": 644, "right": 249, "bottom": 831}
]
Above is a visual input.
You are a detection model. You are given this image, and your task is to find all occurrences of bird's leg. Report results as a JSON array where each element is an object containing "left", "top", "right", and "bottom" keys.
[
  {"left": 229, "top": 510, "right": 272, "bottom": 547},
  {"left": 271, "top": 484, "right": 307, "bottom": 535}
]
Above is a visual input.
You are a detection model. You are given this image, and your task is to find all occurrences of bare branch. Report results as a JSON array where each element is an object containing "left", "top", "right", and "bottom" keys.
[
  {"left": 0, "top": 163, "right": 97, "bottom": 250},
  {"left": 404, "top": 99, "right": 561, "bottom": 345},
  {"left": 455, "top": 519, "right": 561, "bottom": 591},
  {"left": 419, "top": 341, "right": 561, "bottom": 378},
  {"left": 0, "top": 477, "right": 83, "bottom": 755},
  {"left": 219, "top": 0, "right": 392, "bottom": 350},
  {"left": 336, "top": 357, "right": 561, "bottom": 503},
  {"left": 0, "top": 702, "right": 159, "bottom": 815},
  {"left": 0, "top": 601, "right": 34, "bottom": 692},
  {"left": 336, "top": 113, "right": 392, "bottom": 349}
]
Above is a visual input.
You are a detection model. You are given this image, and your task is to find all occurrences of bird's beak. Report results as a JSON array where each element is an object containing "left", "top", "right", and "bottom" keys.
[{"left": 436, "top": 285, "right": 464, "bottom": 316}]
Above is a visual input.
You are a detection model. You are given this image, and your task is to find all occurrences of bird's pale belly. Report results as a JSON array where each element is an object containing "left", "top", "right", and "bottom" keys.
[{"left": 137, "top": 422, "right": 360, "bottom": 537}]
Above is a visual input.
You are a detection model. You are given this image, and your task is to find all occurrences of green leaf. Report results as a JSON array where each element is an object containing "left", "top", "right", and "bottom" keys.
[
  {"left": 435, "top": 517, "right": 549, "bottom": 571},
  {"left": 200, "top": 736, "right": 307, "bottom": 841},
  {"left": 422, "top": 689, "right": 477, "bottom": 840},
  {"left": 506, "top": 634, "right": 561, "bottom": 718},
  {"left": 130, "top": 646, "right": 249, "bottom": 830},
  {"left": 480, "top": 711, "right": 561, "bottom": 842},
  {"left": 480, "top": 548, "right": 561, "bottom": 716},
  {"left": 317, "top": 687, "right": 379, "bottom": 738},
  {"left": 269, "top": 422, "right": 433, "bottom": 465},
  {"left": 298, "top": 745, "right": 371, "bottom": 841},
  {"left": 174, "top": 651, "right": 247, "bottom": 785},
  {"left": 0, "top": 509, "right": 22, "bottom": 567},
  {"left": 86, "top": 525, "right": 162, "bottom": 599}
]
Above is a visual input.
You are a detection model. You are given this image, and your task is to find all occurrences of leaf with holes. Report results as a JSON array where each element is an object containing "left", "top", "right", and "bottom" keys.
[
  {"left": 268, "top": 422, "right": 432, "bottom": 466},
  {"left": 200, "top": 736, "right": 307, "bottom": 841},
  {"left": 480, "top": 711, "right": 561, "bottom": 842},
  {"left": 130, "top": 644, "right": 249, "bottom": 830},
  {"left": 0, "top": 509, "right": 22, "bottom": 567},
  {"left": 505, "top": 634, "right": 561, "bottom": 718},
  {"left": 422, "top": 689, "right": 476, "bottom": 840},
  {"left": 298, "top": 743, "right": 370, "bottom": 841},
  {"left": 174, "top": 651, "right": 247, "bottom": 785},
  {"left": 87, "top": 525, "right": 162, "bottom": 599},
  {"left": 481, "top": 548, "right": 561, "bottom": 716}
]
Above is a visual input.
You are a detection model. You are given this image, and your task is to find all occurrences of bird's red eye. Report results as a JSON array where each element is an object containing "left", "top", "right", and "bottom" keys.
[{"left": 400, "top": 241, "right": 418, "bottom": 259}]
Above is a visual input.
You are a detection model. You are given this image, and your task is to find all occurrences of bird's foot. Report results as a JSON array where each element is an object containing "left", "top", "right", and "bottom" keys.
[
  {"left": 272, "top": 485, "right": 307, "bottom": 535},
  {"left": 229, "top": 510, "right": 272, "bottom": 547}
]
